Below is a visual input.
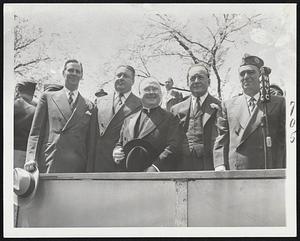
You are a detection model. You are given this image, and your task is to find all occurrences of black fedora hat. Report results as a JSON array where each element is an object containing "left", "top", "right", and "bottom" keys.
[
  {"left": 123, "top": 139, "right": 157, "bottom": 172},
  {"left": 95, "top": 88, "right": 108, "bottom": 97}
]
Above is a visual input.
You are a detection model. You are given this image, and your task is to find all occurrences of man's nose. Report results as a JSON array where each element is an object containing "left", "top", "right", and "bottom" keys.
[
  {"left": 194, "top": 77, "right": 201, "bottom": 83},
  {"left": 243, "top": 72, "right": 250, "bottom": 79}
]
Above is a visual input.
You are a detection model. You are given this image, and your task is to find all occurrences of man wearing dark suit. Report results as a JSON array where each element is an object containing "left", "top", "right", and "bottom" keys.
[
  {"left": 171, "top": 64, "right": 221, "bottom": 171},
  {"left": 161, "top": 77, "right": 183, "bottom": 111},
  {"left": 113, "top": 77, "right": 181, "bottom": 172},
  {"left": 24, "top": 59, "right": 94, "bottom": 173},
  {"left": 14, "top": 81, "right": 37, "bottom": 168},
  {"left": 214, "top": 54, "right": 286, "bottom": 171},
  {"left": 87, "top": 65, "right": 142, "bottom": 172}
]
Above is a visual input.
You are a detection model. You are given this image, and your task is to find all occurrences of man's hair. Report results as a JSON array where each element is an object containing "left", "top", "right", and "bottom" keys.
[
  {"left": 166, "top": 77, "right": 174, "bottom": 84},
  {"left": 186, "top": 64, "right": 210, "bottom": 84},
  {"left": 116, "top": 65, "right": 135, "bottom": 78},
  {"left": 138, "top": 77, "right": 161, "bottom": 94},
  {"left": 63, "top": 59, "right": 83, "bottom": 75}
]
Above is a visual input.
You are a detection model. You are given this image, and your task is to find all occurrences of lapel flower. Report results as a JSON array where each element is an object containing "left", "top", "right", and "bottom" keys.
[{"left": 210, "top": 103, "right": 221, "bottom": 111}]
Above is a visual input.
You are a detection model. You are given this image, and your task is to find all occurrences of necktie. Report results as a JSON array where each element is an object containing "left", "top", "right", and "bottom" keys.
[
  {"left": 68, "top": 91, "right": 74, "bottom": 108},
  {"left": 194, "top": 97, "right": 202, "bottom": 115},
  {"left": 248, "top": 97, "right": 256, "bottom": 113},
  {"left": 114, "top": 93, "right": 124, "bottom": 113}
]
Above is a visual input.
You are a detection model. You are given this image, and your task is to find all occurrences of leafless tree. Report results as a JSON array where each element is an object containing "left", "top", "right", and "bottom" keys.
[
  {"left": 141, "top": 13, "right": 264, "bottom": 99},
  {"left": 14, "top": 15, "right": 51, "bottom": 79}
]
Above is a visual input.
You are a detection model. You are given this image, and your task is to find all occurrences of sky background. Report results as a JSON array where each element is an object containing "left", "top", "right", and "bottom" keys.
[{"left": 5, "top": 3, "right": 296, "bottom": 100}]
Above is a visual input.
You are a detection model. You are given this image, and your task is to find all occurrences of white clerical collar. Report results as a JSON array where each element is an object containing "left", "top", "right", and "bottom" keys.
[
  {"left": 64, "top": 87, "right": 79, "bottom": 101},
  {"left": 244, "top": 92, "right": 260, "bottom": 102},
  {"left": 191, "top": 92, "right": 208, "bottom": 105}
]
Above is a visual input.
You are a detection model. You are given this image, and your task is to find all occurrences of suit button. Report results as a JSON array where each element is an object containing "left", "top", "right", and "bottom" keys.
[{"left": 100, "top": 131, "right": 104, "bottom": 136}]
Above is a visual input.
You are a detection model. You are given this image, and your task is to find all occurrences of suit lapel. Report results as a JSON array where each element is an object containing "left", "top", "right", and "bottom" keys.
[
  {"left": 61, "top": 94, "right": 86, "bottom": 132},
  {"left": 106, "top": 93, "right": 141, "bottom": 133},
  {"left": 51, "top": 89, "right": 72, "bottom": 122},
  {"left": 138, "top": 108, "right": 165, "bottom": 139},
  {"left": 128, "top": 111, "right": 141, "bottom": 139},
  {"left": 97, "top": 93, "right": 114, "bottom": 132},
  {"left": 202, "top": 94, "right": 216, "bottom": 127},
  {"left": 239, "top": 98, "right": 277, "bottom": 146},
  {"left": 237, "top": 95, "right": 251, "bottom": 129},
  {"left": 180, "top": 97, "right": 192, "bottom": 131},
  {"left": 239, "top": 101, "right": 263, "bottom": 145}
]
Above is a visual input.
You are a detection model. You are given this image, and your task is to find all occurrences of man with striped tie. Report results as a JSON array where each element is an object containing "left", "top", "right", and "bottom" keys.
[
  {"left": 171, "top": 64, "right": 221, "bottom": 171},
  {"left": 87, "top": 65, "right": 142, "bottom": 172},
  {"left": 213, "top": 54, "right": 286, "bottom": 170},
  {"left": 25, "top": 59, "right": 94, "bottom": 173}
]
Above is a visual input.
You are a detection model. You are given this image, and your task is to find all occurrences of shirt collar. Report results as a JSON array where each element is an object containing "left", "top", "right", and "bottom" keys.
[
  {"left": 115, "top": 91, "right": 131, "bottom": 100},
  {"left": 64, "top": 87, "right": 79, "bottom": 100},
  {"left": 244, "top": 92, "right": 260, "bottom": 102},
  {"left": 191, "top": 92, "right": 208, "bottom": 105},
  {"left": 142, "top": 105, "right": 160, "bottom": 114}
]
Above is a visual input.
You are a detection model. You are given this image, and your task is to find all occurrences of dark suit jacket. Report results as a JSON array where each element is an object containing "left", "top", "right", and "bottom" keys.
[
  {"left": 165, "top": 90, "right": 183, "bottom": 111},
  {"left": 213, "top": 94, "right": 286, "bottom": 170},
  {"left": 14, "top": 97, "right": 36, "bottom": 151},
  {"left": 87, "top": 92, "right": 142, "bottom": 172},
  {"left": 26, "top": 89, "right": 94, "bottom": 173},
  {"left": 171, "top": 94, "right": 221, "bottom": 171},
  {"left": 116, "top": 107, "right": 181, "bottom": 171}
]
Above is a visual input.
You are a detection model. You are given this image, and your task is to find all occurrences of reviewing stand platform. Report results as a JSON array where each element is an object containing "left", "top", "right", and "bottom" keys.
[{"left": 16, "top": 169, "right": 285, "bottom": 227}]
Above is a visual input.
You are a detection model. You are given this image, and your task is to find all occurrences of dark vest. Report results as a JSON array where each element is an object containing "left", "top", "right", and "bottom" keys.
[{"left": 186, "top": 107, "right": 204, "bottom": 157}]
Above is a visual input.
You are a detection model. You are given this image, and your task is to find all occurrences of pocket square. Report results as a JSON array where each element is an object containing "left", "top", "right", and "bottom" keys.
[{"left": 85, "top": 111, "right": 92, "bottom": 116}]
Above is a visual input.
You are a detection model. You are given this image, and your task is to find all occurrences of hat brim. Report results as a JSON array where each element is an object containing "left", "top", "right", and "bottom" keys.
[
  {"left": 124, "top": 139, "right": 157, "bottom": 172},
  {"left": 14, "top": 168, "right": 39, "bottom": 208}
]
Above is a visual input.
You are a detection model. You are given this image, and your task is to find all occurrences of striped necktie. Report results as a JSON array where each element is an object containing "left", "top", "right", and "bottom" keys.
[
  {"left": 193, "top": 97, "right": 202, "bottom": 115},
  {"left": 248, "top": 97, "right": 256, "bottom": 113},
  {"left": 114, "top": 93, "right": 124, "bottom": 113},
  {"left": 68, "top": 91, "right": 74, "bottom": 107}
]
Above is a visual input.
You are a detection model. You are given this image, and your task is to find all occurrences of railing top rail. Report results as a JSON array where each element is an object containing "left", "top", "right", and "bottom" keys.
[{"left": 39, "top": 169, "right": 286, "bottom": 180}]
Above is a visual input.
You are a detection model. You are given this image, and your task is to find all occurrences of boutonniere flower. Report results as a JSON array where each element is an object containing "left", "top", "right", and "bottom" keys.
[
  {"left": 87, "top": 102, "right": 94, "bottom": 112},
  {"left": 210, "top": 103, "right": 221, "bottom": 111},
  {"left": 85, "top": 110, "right": 92, "bottom": 116}
]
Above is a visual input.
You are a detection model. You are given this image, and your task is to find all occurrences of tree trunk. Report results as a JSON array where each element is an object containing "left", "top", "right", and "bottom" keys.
[{"left": 212, "top": 57, "right": 222, "bottom": 100}]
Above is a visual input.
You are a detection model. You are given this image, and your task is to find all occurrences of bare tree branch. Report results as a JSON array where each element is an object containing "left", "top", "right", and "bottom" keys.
[
  {"left": 14, "top": 57, "right": 50, "bottom": 71},
  {"left": 14, "top": 37, "right": 41, "bottom": 51}
]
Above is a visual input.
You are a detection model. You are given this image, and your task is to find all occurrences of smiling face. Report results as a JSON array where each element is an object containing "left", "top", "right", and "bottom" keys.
[
  {"left": 239, "top": 65, "right": 261, "bottom": 97},
  {"left": 63, "top": 62, "right": 83, "bottom": 91},
  {"left": 114, "top": 66, "right": 135, "bottom": 94},
  {"left": 139, "top": 79, "right": 162, "bottom": 109},
  {"left": 187, "top": 65, "right": 210, "bottom": 97}
]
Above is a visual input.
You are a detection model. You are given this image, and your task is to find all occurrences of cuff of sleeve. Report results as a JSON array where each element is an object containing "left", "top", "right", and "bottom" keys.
[{"left": 151, "top": 164, "right": 160, "bottom": 172}]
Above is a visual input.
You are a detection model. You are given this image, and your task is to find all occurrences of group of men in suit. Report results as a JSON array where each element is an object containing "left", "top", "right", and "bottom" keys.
[{"left": 19, "top": 53, "right": 285, "bottom": 174}]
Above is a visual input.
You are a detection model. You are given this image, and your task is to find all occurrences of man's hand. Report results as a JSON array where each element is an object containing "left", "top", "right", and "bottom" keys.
[
  {"left": 145, "top": 165, "right": 158, "bottom": 172},
  {"left": 215, "top": 165, "right": 226, "bottom": 171},
  {"left": 112, "top": 146, "right": 125, "bottom": 164},
  {"left": 24, "top": 160, "right": 37, "bottom": 172}
]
